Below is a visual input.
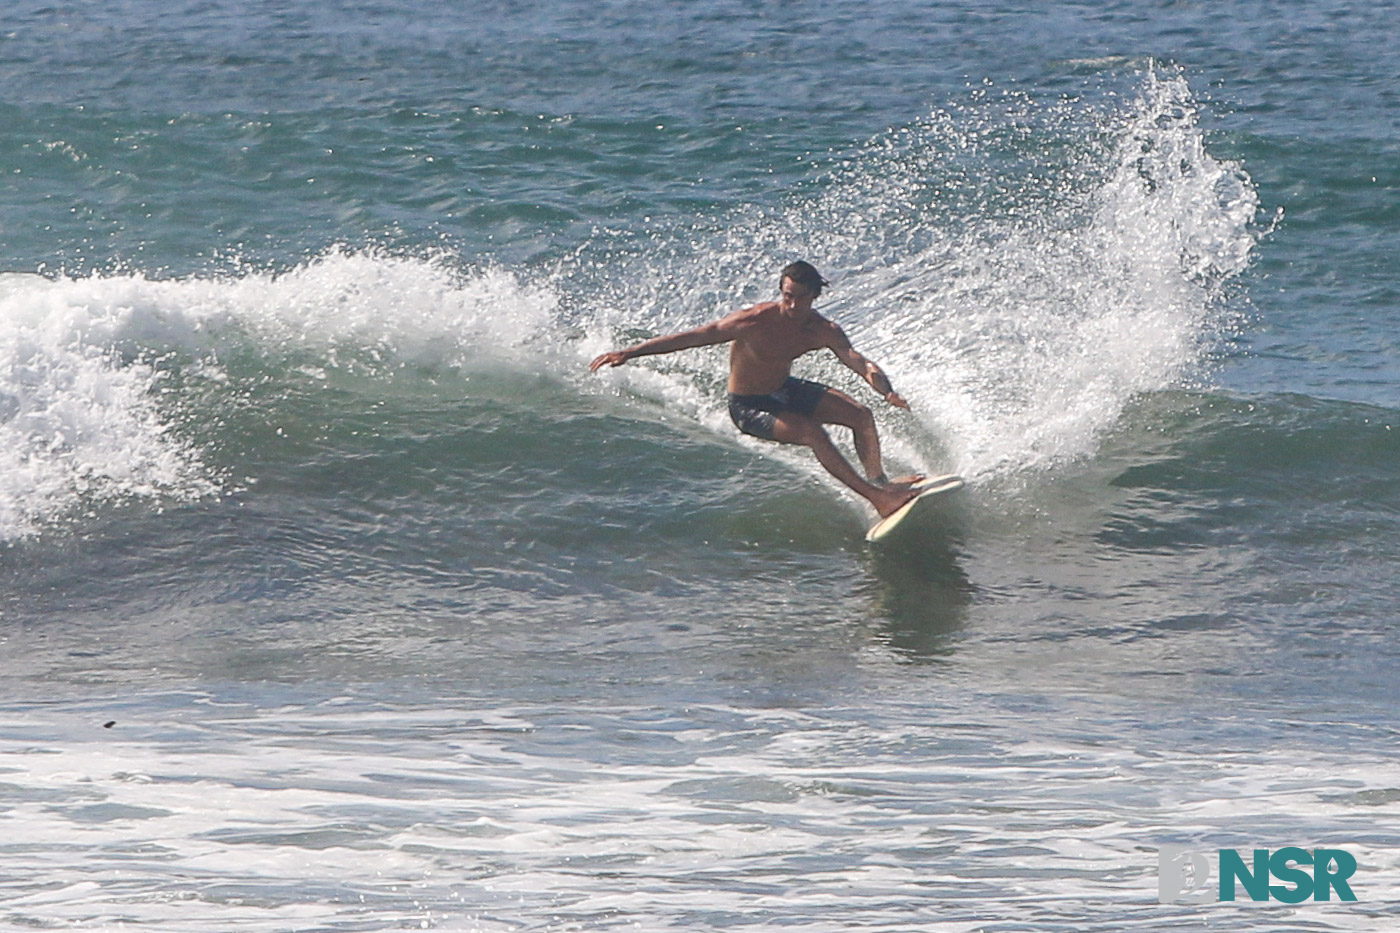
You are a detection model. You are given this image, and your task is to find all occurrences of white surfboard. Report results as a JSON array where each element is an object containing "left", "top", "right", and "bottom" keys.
[{"left": 865, "top": 474, "right": 964, "bottom": 543}]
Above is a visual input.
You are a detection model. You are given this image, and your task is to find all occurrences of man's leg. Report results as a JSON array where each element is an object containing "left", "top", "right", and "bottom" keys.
[
  {"left": 809, "top": 388, "right": 923, "bottom": 485},
  {"left": 769, "top": 413, "right": 915, "bottom": 517}
]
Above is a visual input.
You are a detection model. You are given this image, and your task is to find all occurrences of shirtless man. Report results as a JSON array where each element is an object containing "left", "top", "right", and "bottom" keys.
[{"left": 589, "top": 261, "right": 920, "bottom": 517}]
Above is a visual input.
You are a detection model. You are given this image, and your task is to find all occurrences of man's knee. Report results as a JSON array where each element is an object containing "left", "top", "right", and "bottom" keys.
[
  {"left": 824, "top": 396, "right": 875, "bottom": 433},
  {"left": 830, "top": 403, "right": 876, "bottom": 438}
]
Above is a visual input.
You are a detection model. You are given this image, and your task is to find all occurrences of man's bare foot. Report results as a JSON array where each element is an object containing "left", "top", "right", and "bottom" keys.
[
  {"left": 871, "top": 472, "right": 926, "bottom": 487},
  {"left": 869, "top": 480, "right": 920, "bottom": 518}
]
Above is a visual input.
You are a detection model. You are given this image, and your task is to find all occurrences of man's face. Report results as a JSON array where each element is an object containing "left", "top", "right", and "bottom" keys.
[{"left": 779, "top": 277, "right": 816, "bottom": 314}]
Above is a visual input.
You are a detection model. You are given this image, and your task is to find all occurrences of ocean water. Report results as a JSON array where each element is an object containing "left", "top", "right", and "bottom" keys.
[{"left": 2, "top": 0, "right": 1399, "bottom": 929}]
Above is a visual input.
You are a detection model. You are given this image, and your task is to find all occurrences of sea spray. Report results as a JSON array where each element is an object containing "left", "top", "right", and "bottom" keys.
[
  {"left": 577, "top": 65, "right": 1260, "bottom": 489},
  {"left": 837, "top": 67, "right": 1261, "bottom": 483}
]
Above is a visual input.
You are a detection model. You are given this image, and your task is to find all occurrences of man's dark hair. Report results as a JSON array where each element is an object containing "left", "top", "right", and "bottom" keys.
[{"left": 780, "top": 261, "right": 830, "bottom": 298}]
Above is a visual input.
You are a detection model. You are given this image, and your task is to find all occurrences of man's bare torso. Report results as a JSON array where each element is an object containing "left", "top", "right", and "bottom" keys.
[{"left": 727, "top": 301, "right": 840, "bottom": 395}]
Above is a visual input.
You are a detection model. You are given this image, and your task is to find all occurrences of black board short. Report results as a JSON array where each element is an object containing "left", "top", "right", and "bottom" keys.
[{"left": 727, "top": 376, "right": 829, "bottom": 441}]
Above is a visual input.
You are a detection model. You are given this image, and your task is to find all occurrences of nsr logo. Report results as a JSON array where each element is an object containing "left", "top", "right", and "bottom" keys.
[{"left": 1159, "top": 847, "right": 1358, "bottom": 904}]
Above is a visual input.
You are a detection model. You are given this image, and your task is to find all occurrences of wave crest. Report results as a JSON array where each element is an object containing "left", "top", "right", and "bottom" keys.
[{"left": 0, "top": 252, "right": 559, "bottom": 540}]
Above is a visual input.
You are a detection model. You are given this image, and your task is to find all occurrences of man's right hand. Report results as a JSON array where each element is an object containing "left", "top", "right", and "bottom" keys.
[{"left": 885, "top": 391, "right": 911, "bottom": 410}]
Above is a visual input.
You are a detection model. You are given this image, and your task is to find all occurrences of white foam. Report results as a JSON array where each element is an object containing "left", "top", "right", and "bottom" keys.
[
  {"left": 0, "top": 272, "right": 214, "bottom": 539},
  {"left": 0, "top": 252, "right": 563, "bottom": 541},
  {"left": 204, "top": 249, "right": 563, "bottom": 372},
  {"left": 3, "top": 698, "right": 1396, "bottom": 930}
]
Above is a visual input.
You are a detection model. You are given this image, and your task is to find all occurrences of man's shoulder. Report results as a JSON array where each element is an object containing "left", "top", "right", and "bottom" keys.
[
  {"left": 812, "top": 312, "right": 849, "bottom": 342},
  {"left": 724, "top": 301, "right": 780, "bottom": 327}
]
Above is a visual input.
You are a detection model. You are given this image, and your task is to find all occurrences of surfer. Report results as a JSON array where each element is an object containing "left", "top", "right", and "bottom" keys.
[{"left": 589, "top": 261, "right": 922, "bottom": 517}]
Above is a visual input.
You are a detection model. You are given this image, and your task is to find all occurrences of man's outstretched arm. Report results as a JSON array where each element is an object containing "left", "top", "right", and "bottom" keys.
[{"left": 590, "top": 314, "right": 744, "bottom": 371}]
